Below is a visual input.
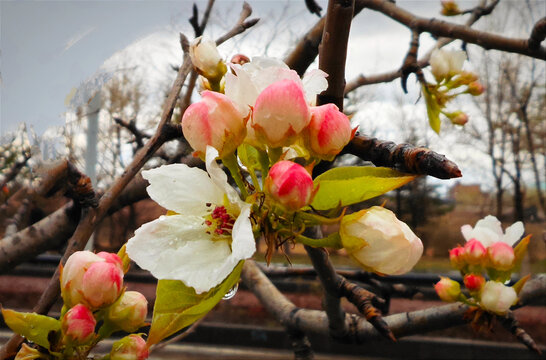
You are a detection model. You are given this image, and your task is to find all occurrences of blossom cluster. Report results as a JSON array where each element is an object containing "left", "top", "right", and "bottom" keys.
[{"left": 434, "top": 216, "right": 530, "bottom": 315}]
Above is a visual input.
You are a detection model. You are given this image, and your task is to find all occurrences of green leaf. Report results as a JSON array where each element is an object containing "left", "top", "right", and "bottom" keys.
[
  {"left": 1, "top": 309, "right": 61, "bottom": 349},
  {"left": 311, "top": 166, "right": 415, "bottom": 211},
  {"left": 147, "top": 261, "right": 244, "bottom": 346},
  {"left": 423, "top": 84, "right": 442, "bottom": 134},
  {"left": 237, "top": 143, "right": 260, "bottom": 170}
]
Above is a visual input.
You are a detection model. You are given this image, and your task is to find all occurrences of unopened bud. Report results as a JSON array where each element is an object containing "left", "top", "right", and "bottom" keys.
[
  {"left": 62, "top": 304, "right": 96, "bottom": 344},
  {"left": 449, "top": 246, "right": 465, "bottom": 269},
  {"left": 467, "top": 81, "right": 485, "bottom": 96},
  {"left": 110, "top": 334, "right": 149, "bottom": 360},
  {"left": 449, "top": 111, "right": 468, "bottom": 126},
  {"left": 430, "top": 49, "right": 466, "bottom": 81},
  {"left": 463, "top": 274, "right": 485, "bottom": 292},
  {"left": 252, "top": 79, "right": 310, "bottom": 148},
  {"left": 81, "top": 261, "right": 124, "bottom": 309},
  {"left": 61, "top": 251, "right": 105, "bottom": 307},
  {"left": 441, "top": 0, "right": 461, "bottom": 16},
  {"left": 97, "top": 251, "right": 124, "bottom": 272},
  {"left": 108, "top": 291, "right": 148, "bottom": 332},
  {"left": 189, "top": 36, "right": 226, "bottom": 82},
  {"left": 487, "top": 242, "right": 515, "bottom": 271},
  {"left": 265, "top": 161, "right": 315, "bottom": 211},
  {"left": 463, "top": 239, "right": 487, "bottom": 265},
  {"left": 480, "top": 281, "right": 518, "bottom": 315},
  {"left": 182, "top": 91, "right": 246, "bottom": 158},
  {"left": 305, "top": 104, "right": 356, "bottom": 161},
  {"left": 434, "top": 277, "right": 461, "bottom": 302}
]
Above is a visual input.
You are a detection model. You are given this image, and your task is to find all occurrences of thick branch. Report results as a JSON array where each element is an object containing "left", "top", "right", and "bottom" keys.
[
  {"left": 344, "top": 135, "right": 462, "bottom": 179},
  {"left": 361, "top": 0, "right": 546, "bottom": 60},
  {"left": 528, "top": 17, "right": 546, "bottom": 50}
]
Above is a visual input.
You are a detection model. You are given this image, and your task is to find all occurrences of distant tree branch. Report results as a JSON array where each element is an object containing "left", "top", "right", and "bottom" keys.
[{"left": 0, "top": 149, "right": 31, "bottom": 192}]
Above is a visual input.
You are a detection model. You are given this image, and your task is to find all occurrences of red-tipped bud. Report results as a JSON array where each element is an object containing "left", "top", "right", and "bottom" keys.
[
  {"left": 463, "top": 239, "right": 487, "bottom": 265},
  {"left": 305, "top": 104, "right": 355, "bottom": 160},
  {"left": 108, "top": 291, "right": 148, "bottom": 332},
  {"left": 230, "top": 54, "right": 250, "bottom": 66},
  {"left": 434, "top": 277, "right": 461, "bottom": 302},
  {"left": 265, "top": 161, "right": 314, "bottom": 211},
  {"left": 61, "top": 251, "right": 105, "bottom": 307},
  {"left": 467, "top": 81, "right": 485, "bottom": 96},
  {"left": 450, "top": 111, "right": 468, "bottom": 126},
  {"left": 110, "top": 334, "right": 149, "bottom": 360},
  {"left": 449, "top": 246, "right": 465, "bottom": 269},
  {"left": 252, "top": 79, "right": 310, "bottom": 148},
  {"left": 97, "top": 251, "right": 123, "bottom": 271},
  {"left": 487, "top": 242, "right": 515, "bottom": 271},
  {"left": 81, "top": 262, "right": 124, "bottom": 309},
  {"left": 463, "top": 274, "right": 485, "bottom": 292},
  {"left": 62, "top": 304, "right": 96, "bottom": 344},
  {"left": 182, "top": 91, "right": 246, "bottom": 159}
]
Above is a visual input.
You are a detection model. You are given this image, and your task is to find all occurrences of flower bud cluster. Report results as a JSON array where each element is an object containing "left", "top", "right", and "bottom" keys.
[
  {"left": 60, "top": 251, "right": 148, "bottom": 349},
  {"left": 435, "top": 215, "right": 529, "bottom": 315},
  {"left": 424, "top": 49, "right": 485, "bottom": 130}
]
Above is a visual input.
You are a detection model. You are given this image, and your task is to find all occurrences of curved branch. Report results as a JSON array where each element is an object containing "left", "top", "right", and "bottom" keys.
[{"left": 528, "top": 17, "right": 546, "bottom": 50}]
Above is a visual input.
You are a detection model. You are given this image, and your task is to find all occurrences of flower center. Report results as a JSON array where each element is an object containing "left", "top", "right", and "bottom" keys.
[{"left": 205, "top": 205, "right": 236, "bottom": 236}]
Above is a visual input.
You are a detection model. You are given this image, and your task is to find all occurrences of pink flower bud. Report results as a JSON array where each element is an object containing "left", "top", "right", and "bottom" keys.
[
  {"left": 305, "top": 104, "right": 356, "bottom": 160},
  {"left": 450, "top": 112, "right": 468, "bottom": 126},
  {"left": 62, "top": 304, "right": 96, "bottom": 343},
  {"left": 182, "top": 91, "right": 246, "bottom": 158},
  {"left": 463, "top": 274, "right": 485, "bottom": 292},
  {"left": 463, "top": 239, "right": 487, "bottom": 265},
  {"left": 480, "top": 281, "right": 518, "bottom": 315},
  {"left": 467, "top": 81, "right": 485, "bottom": 96},
  {"left": 61, "top": 251, "right": 105, "bottom": 307},
  {"left": 110, "top": 335, "right": 149, "bottom": 360},
  {"left": 434, "top": 277, "right": 461, "bottom": 302},
  {"left": 449, "top": 246, "right": 465, "bottom": 269},
  {"left": 340, "top": 207, "right": 423, "bottom": 275},
  {"left": 252, "top": 79, "right": 310, "bottom": 148},
  {"left": 97, "top": 251, "right": 124, "bottom": 272},
  {"left": 81, "top": 261, "right": 124, "bottom": 309},
  {"left": 230, "top": 54, "right": 250, "bottom": 66},
  {"left": 487, "top": 242, "right": 515, "bottom": 271},
  {"left": 265, "top": 161, "right": 314, "bottom": 211},
  {"left": 108, "top": 291, "right": 148, "bottom": 332}
]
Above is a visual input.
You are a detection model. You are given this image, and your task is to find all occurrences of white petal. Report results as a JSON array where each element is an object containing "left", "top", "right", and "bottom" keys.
[
  {"left": 231, "top": 203, "right": 256, "bottom": 259},
  {"left": 256, "top": 67, "right": 302, "bottom": 95},
  {"left": 460, "top": 224, "right": 473, "bottom": 242},
  {"left": 251, "top": 56, "right": 289, "bottom": 70},
  {"left": 126, "top": 214, "right": 241, "bottom": 294},
  {"left": 393, "top": 234, "right": 423, "bottom": 275},
  {"left": 225, "top": 65, "right": 256, "bottom": 116},
  {"left": 142, "top": 164, "right": 224, "bottom": 215},
  {"left": 302, "top": 69, "right": 328, "bottom": 105},
  {"left": 503, "top": 221, "right": 524, "bottom": 246},
  {"left": 205, "top": 146, "right": 241, "bottom": 205}
]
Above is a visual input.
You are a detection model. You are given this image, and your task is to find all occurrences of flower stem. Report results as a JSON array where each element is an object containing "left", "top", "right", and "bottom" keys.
[
  {"left": 257, "top": 149, "right": 270, "bottom": 186},
  {"left": 248, "top": 168, "right": 262, "bottom": 192},
  {"left": 295, "top": 232, "right": 343, "bottom": 249},
  {"left": 268, "top": 147, "right": 283, "bottom": 165},
  {"left": 222, "top": 153, "right": 248, "bottom": 199}
]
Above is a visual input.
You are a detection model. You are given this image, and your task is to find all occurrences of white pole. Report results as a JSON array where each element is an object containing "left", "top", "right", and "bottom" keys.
[{"left": 84, "top": 92, "right": 101, "bottom": 250}]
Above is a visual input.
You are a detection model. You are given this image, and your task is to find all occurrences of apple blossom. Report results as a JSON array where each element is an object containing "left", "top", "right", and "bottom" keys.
[
  {"left": 429, "top": 49, "right": 466, "bottom": 81},
  {"left": 61, "top": 304, "right": 96, "bottom": 343},
  {"left": 110, "top": 334, "right": 149, "bottom": 360},
  {"left": 189, "top": 36, "right": 226, "bottom": 83},
  {"left": 61, "top": 251, "right": 105, "bottom": 307},
  {"left": 434, "top": 277, "right": 461, "bottom": 302},
  {"left": 463, "top": 239, "right": 487, "bottom": 265},
  {"left": 463, "top": 274, "right": 485, "bottom": 292},
  {"left": 225, "top": 56, "right": 327, "bottom": 117},
  {"left": 108, "top": 291, "right": 148, "bottom": 332},
  {"left": 265, "top": 161, "right": 315, "bottom": 211},
  {"left": 480, "top": 281, "right": 518, "bottom": 315},
  {"left": 339, "top": 206, "right": 423, "bottom": 275},
  {"left": 460, "top": 215, "right": 524, "bottom": 247},
  {"left": 487, "top": 242, "right": 515, "bottom": 271},
  {"left": 81, "top": 261, "right": 124, "bottom": 309},
  {"left": 305, "top": 104, "right": 356, "bottom": 160},
  {"left": 182, "top": 91, "right": 246, "bottom": 158},
  {"left": 126, "top": 146, "right": 255, "bottom": 294},
  {"left": 252, "top": 79, "right": 310, "bottom": 148}
]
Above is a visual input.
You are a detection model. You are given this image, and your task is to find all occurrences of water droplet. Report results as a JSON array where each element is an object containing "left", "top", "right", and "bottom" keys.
[{"left": 222, "top": 283, "right": 238, "bottom": 300}]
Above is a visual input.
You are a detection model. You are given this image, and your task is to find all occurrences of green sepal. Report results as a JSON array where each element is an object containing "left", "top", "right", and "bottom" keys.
[
  {"left": 512, "top": 274, "right": 531, "bottom": 295},
  {"left": 423, "top": 84, "right": 442, "bottom": 134},
  {"left": 1, "top": 308, "right": 61, "bottom": 350},
  {"left": 513, "top": 235, "right": 530, "bottom": 268},
  {"left": 117, "top": 244, "right": 131, "bottom": 274},
  {"left": 310, "top": 167, "right": 415, "bottom": 211},
  {"left": 486, "top": 267, "right": 512, "bottom": 283},
  {"left": 294, "top": 232, "right": 343, "bottom": 249},
  {"left": 147, "top": 261, "right": 244, "bottom": 346}
]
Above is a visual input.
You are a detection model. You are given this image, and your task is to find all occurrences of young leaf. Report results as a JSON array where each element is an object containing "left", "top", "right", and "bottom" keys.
[
  {"left": 311, "top": 167, "right": 415, "bottom": 211},
  {"left": 423, "top": 84, "right": 442, "bottom": 134},
  {"left": 1, "top": 309, "right": 61, "bottom": 349},
  {"left": 147, "top": 261, "right": 244, "bottom": 346}
]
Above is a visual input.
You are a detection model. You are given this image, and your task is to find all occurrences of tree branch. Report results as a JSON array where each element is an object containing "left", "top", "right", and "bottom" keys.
[{"left": 528, "top": 17, "right": 546, "bottom": 50}]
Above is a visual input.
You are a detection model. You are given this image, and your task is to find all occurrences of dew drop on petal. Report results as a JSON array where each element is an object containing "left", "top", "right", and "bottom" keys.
[{"left": 222, "top": 283, "right": 238, "bottom": 300}]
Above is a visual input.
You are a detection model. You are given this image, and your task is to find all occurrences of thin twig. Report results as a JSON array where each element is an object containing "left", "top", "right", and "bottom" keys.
[{"left": 498, "top": 311, "right": 542, "bottom": 355}]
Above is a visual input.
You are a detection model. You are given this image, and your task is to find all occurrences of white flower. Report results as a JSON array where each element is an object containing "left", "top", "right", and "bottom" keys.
[
  {"left": 460, "top": 215, "right": 524, "bottom": 247},
  {"left": 189, "top": 36, "right": 226, "bottom": 81},
  {"left": 126, "top": 146, "right": 255, "bottom": 294},
  {"left": 225, "top": 57, "right": 328, "bottom": 116},
  {"left": 429, "top": 49, "right": 466, "bottom": 80},
  {"left": 480, "top": 281, "right": 518, "bottom": 315}
]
